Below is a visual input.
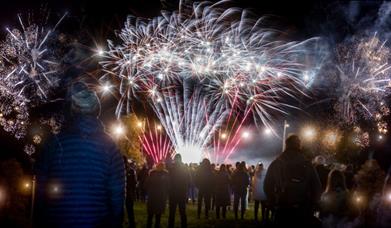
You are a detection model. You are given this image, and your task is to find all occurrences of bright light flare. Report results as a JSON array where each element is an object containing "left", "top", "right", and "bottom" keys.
[
  {"left": 101, "top": 83, "right": 112, "bottom": 93},
  {"left": 302, "top": 126, "right": 317, "bottom": 141},
  {"left": 24, "top": 182, "right": 30, "bottom": 189},
  {"left": 52, "top": 185, "right": 59, "bottom": 193},
  {"left": 96, "top": 47, "right": 105, "bottom": 56},
  {"left": 112, "top": 124, "right": 125, "bottom": 137},
  {"left": 386, "top": 192, "right": 391, "bottom": 202},
  {"left": 264, "top": 128, "right": 272, "bottom": 136},
  {"left": 241, "top": 131, "right": 251, "bottom": 139}
]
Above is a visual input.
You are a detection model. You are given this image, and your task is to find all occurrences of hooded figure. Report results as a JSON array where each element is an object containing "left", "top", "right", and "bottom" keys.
[{"left": 35, "top": 81, "right": 125, "bottom": 228}]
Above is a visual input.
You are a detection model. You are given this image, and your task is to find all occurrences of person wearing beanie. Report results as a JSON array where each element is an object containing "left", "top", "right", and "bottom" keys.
[{"left": 34, "top": 81, "right": 125, "bottom": 228}]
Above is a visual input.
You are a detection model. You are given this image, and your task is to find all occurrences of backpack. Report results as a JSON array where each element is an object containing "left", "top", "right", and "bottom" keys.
[{"left": 274, "top": 156, "right": 312, "bottom": 208}]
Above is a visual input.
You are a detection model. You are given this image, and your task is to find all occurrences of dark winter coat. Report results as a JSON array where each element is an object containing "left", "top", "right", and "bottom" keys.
[
  {"left": 215, "top": 171, "right": 231, "bottom": 206},
  {"left": 231, "top": 169, "right": 250, "bottom": 194},
  {"left": 195, "top": 165, "right": 215, "bottom": 195},
  {"left": 145, "top": 169, "right": 170, "bottom": 214},
  {"left": 264, "top": 149, "right": 322, "bottom": 209},
  {"left": 168, "top": 163, "right": 190, "bottom": 201},
  {"left": 126, "top": 164, "right": 137, "bottom": 201},
  {"left": 35, "top": 116, "right": 125, "bottom": 228}
]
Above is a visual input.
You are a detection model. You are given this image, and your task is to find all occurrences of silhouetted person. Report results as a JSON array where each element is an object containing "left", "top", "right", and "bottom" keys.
[
  {"left": 210, "top": 163, "right": 217, "bottom": 211},
  {"left": 168, "top": 154, "right": 190, "bottom": 228},
  {"left": 145, "top": 163, "right": 169, "bottom": 228},
  {"left": 138, "top": 165, "right": 149, "bottom": 202},
  {"left": 253, "top": 163, "right": 268, "bottom": 222},
  {"left": 319, "top": 169, "right": 351, "bottom": 227},
  {"left": 188, "top": 165, "right": 197, "bottom": 204},
  {"left": 125, "top": 158, "right": 137, "bottom": 228},
  {"left": 313, "top": 156, "right": 329, "bottom": 191},
  {"left": 231, "top": 161, "right": 250, "bottom": 219},
  {"left": 215, "top": 164, "right": 231, "bottom": 219},
  {"left": 195, "top": 158, "right": 214, "bottom": 219},
  {"left": 264, "top": 135, "right": 322, "bottom": 227},
  {"left": 35, "top": 81, "right": 125, "bottom": 228}
]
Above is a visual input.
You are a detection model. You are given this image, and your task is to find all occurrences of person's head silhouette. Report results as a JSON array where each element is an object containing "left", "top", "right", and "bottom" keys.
[{"left": 285, "top": 134, "right": 301, "bottom": 151}]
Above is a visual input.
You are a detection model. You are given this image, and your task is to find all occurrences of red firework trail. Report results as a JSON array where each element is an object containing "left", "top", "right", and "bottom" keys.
[
  {"left": 140, "top": 122, "right": 173, "bottom": 164},
  {"left": 212, "top": 92, "right": 253, "bottom": 163}
]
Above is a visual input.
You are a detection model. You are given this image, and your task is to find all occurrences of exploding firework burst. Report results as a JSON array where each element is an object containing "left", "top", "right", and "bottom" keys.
[
  {"left": 334, "top": 34, "right": 391, "bottom": 124},
  {"left": 101, "top": 1, "right": 321, "bottom": 162},
  {"left": 0, "top": 12, "right": 67, "bottom": 153},
  {"left": 0, "top": 13, "right": 66, "bottom": 102}
]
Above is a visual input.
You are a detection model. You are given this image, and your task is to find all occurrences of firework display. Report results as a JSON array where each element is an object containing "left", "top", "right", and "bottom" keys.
[
  {"left": 140, "top": 122, "right": 173, "bottom": 164},
  {"left": 101, "top": 1, "right": 320, "bottom": 162},
  {"left": 334, "top": 35, "right": 391, "bottom": 124},
  {"left": 0, "top": 1, "right": 390, "bottom": 164},
  {"left": 0, "top": 13, "right": 66, "bottom": 153}
]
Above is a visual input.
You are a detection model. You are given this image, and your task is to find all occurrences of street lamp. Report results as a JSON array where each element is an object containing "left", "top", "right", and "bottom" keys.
[
  {"left": 387, "top": 192, "right": 391, "bottom": 202},
  {"left": 24, "top": 182, "right": 31, "bottom": 189},
  {"left": 241, "top": 131, "right": 250, "bottom": 139},
  {"left": 112, "top": 124, "right": 125, "bottom": 137},
  {"left": 282, "top": 120, "right": 289, "bottom": 151},
  {"left": 96, "top": 47, "right": 104, "bottom": 56},
  {"left": 0, "top": 187, "right": 5, "bottom": 205},
  {"left": 264, "top": 128, "right": 272, "bottom": 136},
  {"left": 302, "top": 126, "right": 317, "bottom": 141}
]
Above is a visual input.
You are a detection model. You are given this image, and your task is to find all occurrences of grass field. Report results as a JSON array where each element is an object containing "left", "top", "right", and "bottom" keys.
[{"left": 129, "top": 201, "right": 263, "bottom": 228}]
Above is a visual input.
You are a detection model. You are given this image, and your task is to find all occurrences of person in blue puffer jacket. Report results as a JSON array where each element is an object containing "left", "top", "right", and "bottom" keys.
[{"left": 34, "top": 81, "right": 125, "bottom": 228}]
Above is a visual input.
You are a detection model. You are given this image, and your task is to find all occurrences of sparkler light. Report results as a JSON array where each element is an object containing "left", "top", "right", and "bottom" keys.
[{"left": 100, "top": 1, "right": 322, "bottom": 162}]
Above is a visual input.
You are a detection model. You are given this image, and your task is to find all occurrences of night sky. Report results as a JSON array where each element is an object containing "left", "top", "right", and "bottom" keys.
[{"left": 1, "top": 0, "right": 391, "bottom": 170}]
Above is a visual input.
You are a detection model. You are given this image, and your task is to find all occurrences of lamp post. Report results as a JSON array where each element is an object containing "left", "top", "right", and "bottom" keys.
[
  {"left": 282, "top": 120, "right": 289, "bottom": 151},
  {"left": 30, "top": 175, "right": 36, "bottom": 221}
]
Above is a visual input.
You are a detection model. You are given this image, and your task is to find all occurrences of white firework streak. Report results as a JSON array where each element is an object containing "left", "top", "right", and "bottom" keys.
[
  {"left": 149, "top": 80, "right": 230, "bottom": 163},
  {"left": 101, "top": 1, "right": 321, "bottom": 162}
]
